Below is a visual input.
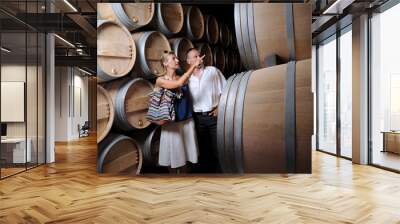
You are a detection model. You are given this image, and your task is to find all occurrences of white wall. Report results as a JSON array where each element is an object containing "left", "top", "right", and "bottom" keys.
[
  {"left": 55, "top": 66, "right": 69, "bottom": 141},
  {"left": 55, "top": 67, "right": 89, "bottom": 141}
]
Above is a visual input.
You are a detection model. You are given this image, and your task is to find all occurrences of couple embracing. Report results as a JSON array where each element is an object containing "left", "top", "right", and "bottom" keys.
[{"left": 152, "top": 48, "right": 226, "bottom": 173}]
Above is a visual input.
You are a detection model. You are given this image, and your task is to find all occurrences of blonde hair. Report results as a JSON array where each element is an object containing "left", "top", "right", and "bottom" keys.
[{"left": 161, "top": 51, "right": 175, "bottom": 67}]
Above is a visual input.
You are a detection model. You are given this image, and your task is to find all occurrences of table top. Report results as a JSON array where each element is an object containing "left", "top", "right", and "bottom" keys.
[
  {"left": 381, "top": 131, "right": 400, "bottom": 134},
  {"left": 1, "top": 138, "right": 29, "bottom": 143}
]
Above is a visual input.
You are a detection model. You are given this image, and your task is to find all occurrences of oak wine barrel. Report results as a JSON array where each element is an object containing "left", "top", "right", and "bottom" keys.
[
  {"left": 152, "top": 3, "right": 184, "bottom": 36},
  {"left": 97, "top": 20, "right": 136, "bottom": 82},
  {"left": 183, "top": 6, "right": 205, "bottom": 41},
  {"left": 131, "top": 31, "right": 171, "bottom": 78},
  {"left": 169, "top": 37, "right": 194, "bottom": 71},
  {"left": 224, "top": 49, "right": 235, "bottom": 75},
  {"left": 103, "top": 78, "right": 154, "bottom": 131},
  {"left": 231, "top": 34, "right": 238, "bottom": 50},
  {"left": 97, "top": 134, "right": 143, "bottom": 175},
  {"left": 234, "top": 3, "right": 311, "bottom": 69},
  {"left": 195, "top": 43, "right": 213, "bottom": 67},
  {"left": 212, "top": 46, "right": 225, "bottom": 72},
  {"left": 234, "top": 50, "right": 243, "bottom": 73},
  {"left": 97, "top": 85, "right": 115, "bottom": 143},
  {"left": 204, "top": 15, "right": 219, "bottom": 44},
  {"left": 217, "top": 59, "right": 312, "bottom": 173},
  {"left": 97, "top": 3, "right": 154, "bottom": 31},
  {"left": 131, "top": 126, "right": 161, "bottom": 167},
  {"left": 219, "top": 23, "right": 232, "bottom": 48}
]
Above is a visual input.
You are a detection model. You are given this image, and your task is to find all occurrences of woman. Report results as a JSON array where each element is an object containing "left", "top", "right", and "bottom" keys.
[{"left": 156, "top": 51, "right": 204, "bottom": 172}]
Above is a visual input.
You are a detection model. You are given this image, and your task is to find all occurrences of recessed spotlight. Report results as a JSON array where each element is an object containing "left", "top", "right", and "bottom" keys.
[
  {"left": 63, "top": 0, "right": 78, "bottom": 12},
  {"left": 54, "top": 34, "right": 75, "bottom": 48},
  {"left": 1, "top": 47, "right": 11, "bottom": 53},
  {"left": 78, "top": 67, "right": 93, "bottom": 76}
]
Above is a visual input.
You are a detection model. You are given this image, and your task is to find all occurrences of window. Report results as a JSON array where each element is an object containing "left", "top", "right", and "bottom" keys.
[
  {"left": 370, "top": 2, "right": 400, "bottom": 171},
  {"left": 339, "top": 27, "right": 352, "bottom": 158},
  {"left": 316, "top": 24, "right": 353, "bottom": 159},
  {"left": 317, "top": 35, "right": 337, "bottom": 154}
]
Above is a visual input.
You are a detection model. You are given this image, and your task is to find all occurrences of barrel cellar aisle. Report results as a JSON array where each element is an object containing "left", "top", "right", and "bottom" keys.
[{"left": 96, "top": 3, "right": 312, "bottom": 174}]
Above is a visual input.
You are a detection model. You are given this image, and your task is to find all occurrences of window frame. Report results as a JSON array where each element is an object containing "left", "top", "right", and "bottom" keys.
[{"left": 315, "top": 21, "right": 353, "bottom": 161}]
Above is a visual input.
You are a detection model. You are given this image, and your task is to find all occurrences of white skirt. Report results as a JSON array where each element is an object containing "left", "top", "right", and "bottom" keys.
[{"left": 158, "top": 118, "right": 199, "bottom": 168}]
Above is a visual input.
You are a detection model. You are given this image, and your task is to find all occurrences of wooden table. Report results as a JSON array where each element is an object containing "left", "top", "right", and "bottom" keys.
[
  {"left": 381, "top": 131, "right": 400, "bottom": 154},
  {"left": 1, "top": 138, "right": 32, "bottom": 165}
]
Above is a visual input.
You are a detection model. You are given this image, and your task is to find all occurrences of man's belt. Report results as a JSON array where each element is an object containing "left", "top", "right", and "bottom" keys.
[{"left": 194, "top": 111, "right": 212, "bottom": 116}]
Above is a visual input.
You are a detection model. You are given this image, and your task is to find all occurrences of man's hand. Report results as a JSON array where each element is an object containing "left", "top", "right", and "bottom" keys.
[{"left": 208, "top": 107, "right": 218, "bottom": 117}]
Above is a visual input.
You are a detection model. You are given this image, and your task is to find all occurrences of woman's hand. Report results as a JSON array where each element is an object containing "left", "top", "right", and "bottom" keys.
[{"left": 194, "top": 55, "right": 205, "bottom": 67}]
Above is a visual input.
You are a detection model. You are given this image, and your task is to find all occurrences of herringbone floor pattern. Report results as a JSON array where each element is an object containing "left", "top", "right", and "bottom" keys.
[{"left": 1, "top": 136, "right": 400, "bottom": 223}]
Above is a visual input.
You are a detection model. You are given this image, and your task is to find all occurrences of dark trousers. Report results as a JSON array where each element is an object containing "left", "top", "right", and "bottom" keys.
[{"left": 193, "top": 113, "right": 220, "bottom": 173}]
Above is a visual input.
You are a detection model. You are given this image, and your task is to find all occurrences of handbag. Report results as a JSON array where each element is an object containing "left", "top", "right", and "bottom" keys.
[{"left": 146, "top": 88, "right": 177, "bottom": 125}]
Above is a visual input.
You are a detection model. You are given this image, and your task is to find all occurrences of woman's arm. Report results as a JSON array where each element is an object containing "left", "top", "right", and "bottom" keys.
[{"left": 156, "top": 55, "right": 205, "bottom": 89}]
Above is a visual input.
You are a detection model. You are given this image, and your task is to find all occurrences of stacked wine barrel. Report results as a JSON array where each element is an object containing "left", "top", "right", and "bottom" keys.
[
  {"left": 216, "top": 3, "right": 312, "bottom": 173},
  {"left": 97, "top": 3, "right": 312, "bottom": 174},
  {"left": 97, "top": 3, "right": 241, "bottom": 175}
]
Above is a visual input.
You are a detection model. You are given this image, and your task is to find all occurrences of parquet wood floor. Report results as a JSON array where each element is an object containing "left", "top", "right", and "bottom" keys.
[{"left": 1, "top": 135, "right": 400, "bottom": 223}]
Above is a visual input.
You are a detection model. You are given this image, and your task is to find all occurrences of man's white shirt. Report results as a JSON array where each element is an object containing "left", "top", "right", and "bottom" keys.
[{"left": 188, "top": 66, "right": 227, "bottom": 112}]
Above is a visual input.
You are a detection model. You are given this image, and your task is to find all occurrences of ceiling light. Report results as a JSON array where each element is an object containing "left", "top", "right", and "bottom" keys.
[
  {"left": 1, "top": 47, "right": 11, "bottom": 53},
  {"left": 323, "top": 0, "right": 355, "bottom": 15},
  {"left": 78, "top": 67, "right": 93, "bottom": 76},
  {"left": 63, "top": 0, "right": 78, "bottom": 12},
  {"left": 54, "top": 34, "right": 75, "bottom": 48}
]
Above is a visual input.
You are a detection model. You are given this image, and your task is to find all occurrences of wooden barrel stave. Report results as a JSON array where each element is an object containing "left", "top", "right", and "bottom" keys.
[
  {"left": 238, "top": 4, "right": 257, "bottom": 69},
  {"left": 204, "top": 15, "right": 219, "bottom": 44},
  {"left": 97, "top": 3, "right": 155, "bottom": 31},
  {"left": 183, "top": 6, "right": 204, "bottom": 41},
  {"left": 212, "top": 46, "right": 225, "bottom": 72},
  {"left": 169, "top": 37, "right": 194, "bottom": 71},
  {"left": 131, "top": 31, "right": 171, "bottom": 78},
  {"left": 224, "top": 72, "right": 247, "bottom": 173},
  {"left": 97, "top": 85, "right": 115, "bottom": 143},
  {"left": 217, "top": 73, "right": 240, "bottom": 173},
  {"left": 97, "top": 20, "right": 136, "bottom": 82},
  {"left": 234, "top": 5, "right": 250, "bottom": 69},
  {"left": 130, "top": 126, "right": 161, "bottom": 167},
  {"left": 242, "top": 65, "right": 287, "bottom": 173},
  {"left": 142, "top": 126, "right": 161, "bottom": 166},
  {"left": 293, "top": 60, "right": 313, "bottom": 171},
  {"left": 232, "top": 71, "right": 252, "bottom": 173},
  {"left": 234, "top": 3, "right": 311, "bottom": 69},
  {"left": 153, "top": 3, "right": 184, "bottom": 36},
  {"left": 103, "top": 78, "right": 153, "bottom": 131},
  {"left": 97, "top": 134, "right": 143, "bottom": 175},
  {"left": 224, "top": 50, "right": 236, "bottom": 75},
  {"left": 219, "top": 23, "right": 231, "bottom": 48},
  {"left": 217, "top": 59, "right": 312, "bottom": 173}
]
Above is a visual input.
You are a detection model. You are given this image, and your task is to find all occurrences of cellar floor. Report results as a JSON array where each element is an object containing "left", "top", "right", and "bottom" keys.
[{"left": 0, "top": 135, "right": 400, "bottom": 223}]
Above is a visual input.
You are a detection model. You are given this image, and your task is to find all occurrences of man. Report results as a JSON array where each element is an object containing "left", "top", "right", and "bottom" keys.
[{"left": 186, "top": 48, "right": 226, "bottom": 173}]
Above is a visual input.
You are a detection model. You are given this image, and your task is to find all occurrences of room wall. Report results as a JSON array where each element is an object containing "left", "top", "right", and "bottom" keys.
[{"left": 55, "top": 66, "right": 89, "bottom": 141}]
